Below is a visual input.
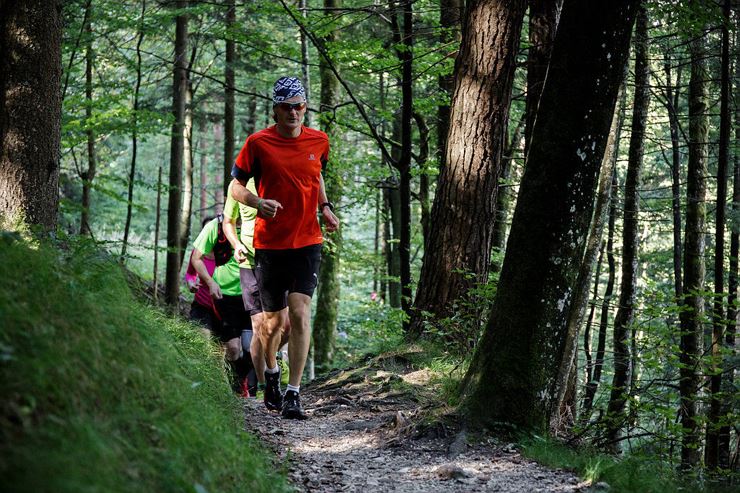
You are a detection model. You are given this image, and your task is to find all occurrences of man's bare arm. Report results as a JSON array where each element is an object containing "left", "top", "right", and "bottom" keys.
[{"left": 230, "top": 178, "right": 282, "bottom": 218}]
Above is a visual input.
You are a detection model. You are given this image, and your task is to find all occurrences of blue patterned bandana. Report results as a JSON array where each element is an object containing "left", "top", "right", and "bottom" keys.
[{"left": 272, "top": 77, "right": 306, "bottom": 104}]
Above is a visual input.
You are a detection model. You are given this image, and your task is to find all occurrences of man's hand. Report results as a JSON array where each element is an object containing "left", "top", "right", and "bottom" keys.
[
  {"left": 234, "top": 243, "right": 249, "bottom": 264},
  {"left": 207, "top": 279, "right": 223, "bottom": 300},
  {"left": 257, "top": 198, "right": 283, "bottom": 219},
  {"left": 321, "top": 207, "right": 339, "bottom": 232}
]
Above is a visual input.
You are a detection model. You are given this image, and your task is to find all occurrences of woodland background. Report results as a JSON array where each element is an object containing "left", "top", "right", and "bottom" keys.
[{"left": 1, "top": 0, "right": 739, "bottom": 485}]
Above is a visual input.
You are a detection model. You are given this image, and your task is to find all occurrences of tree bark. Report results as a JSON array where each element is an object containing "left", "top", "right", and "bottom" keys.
[
  {"left": 678, "top": 20, "right": 708, "bottom": 471},
  {"left": 153, "top": 166, "right": 163, "bottom": 303},
  {"left": 165, "top": 0, "right": 188, "bottom": 307},
  {"left": 720, "top": 15, "right": 740, "bottom": 471},
  {"left": 411, "top": 0, "right": 527, "bottom": 334},
  {"left": 80, "top": 6, "right": 95, "bottom": 235},
  {"left": 178, "top": 79, "right": 194, "bottom": 266},
  {"left": 461, "top": 0, "right": 638, "bottom": 432},
  {"left": 582, "top": 168, "right": 618, "bottom": 419},
  {"left": 437, "top": 0, "right": 462, "bottom": 167},
  {"left": 604, "top": 5, "right": 649, "bottom": 448},
  {"left": 706, "top": 0, "right": 731, "bottom": 470},
  {"left": 313, "top": 0, "right": 342, "bottom": 371},
  {"left": 121, "top": 0, "right": 145, "bottom": 259},
  {"left": 524, "top": 0, "right": 562, "bottom": 156},
  {"left": 553, "top": 82, "right": 626, "bottom": 433},
  {"left": 0, "top": 0, "right": 62, "bottom": 230},
  {"left": 223, "top": 0, "right": 235, "bottom": 196}
]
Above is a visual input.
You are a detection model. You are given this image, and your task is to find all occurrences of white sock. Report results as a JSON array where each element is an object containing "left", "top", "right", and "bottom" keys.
[
  {"left": 265, "top": 365, "right": 279, "bottom": 374},
  {"left": 286, "top": 384, "right": 300, "bottom": 394}
]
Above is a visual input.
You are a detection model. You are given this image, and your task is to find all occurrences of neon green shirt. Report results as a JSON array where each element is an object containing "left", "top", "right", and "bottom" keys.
[
  {"left": 224, "top": 178, "right": 258, "bottom": 269},
  {"left": 192, "top": 218, "right": 241, "bottom": 296}
]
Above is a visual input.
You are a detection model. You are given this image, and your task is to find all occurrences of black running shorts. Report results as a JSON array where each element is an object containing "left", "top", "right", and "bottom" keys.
[
  {"left": 254, "top": 244, "right": 322, "bottom": 312},
  {"left": 239, "top": 268, "right": 262, "bottom": 316},
  {"left": 213, "top": 294, "right": 252, "bottom": 342}
]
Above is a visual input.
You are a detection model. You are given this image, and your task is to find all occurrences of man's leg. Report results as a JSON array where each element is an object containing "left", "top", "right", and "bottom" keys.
[
  {"left": 260, "top": 308, "right": 288, "bottom": 411},
  {"left": 250, "top": 312, "right": 266, "bottom": 385},
  {"left": 286, "top": 293, "right": 311, "bottom": 387}
]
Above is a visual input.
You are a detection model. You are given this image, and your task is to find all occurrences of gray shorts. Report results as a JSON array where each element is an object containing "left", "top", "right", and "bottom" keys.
[{"left": 239, "top": 268, "right": 262, "bottom": 316}]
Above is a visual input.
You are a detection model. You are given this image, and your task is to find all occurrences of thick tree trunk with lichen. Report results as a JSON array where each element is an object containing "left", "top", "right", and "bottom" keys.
[
  {"left": 411, "top": 0, "right": 527, "bottom": 334},
  {"left": 461, "top": 0, "right": 638, "bottom": 432},
  {"left": 313, "top": 0, "right": 342, "bottom": 371},
  {"left": 0, "top": 0, "right": 62, "bottom": 230}
]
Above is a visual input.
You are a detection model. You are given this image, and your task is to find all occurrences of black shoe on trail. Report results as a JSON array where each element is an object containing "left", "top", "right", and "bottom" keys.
[
  {"left": 282, "top": 390, "right": 308, "bottom": 420},
  {"left": 264, "top": 370, "right": 283, "bottom": 412}
]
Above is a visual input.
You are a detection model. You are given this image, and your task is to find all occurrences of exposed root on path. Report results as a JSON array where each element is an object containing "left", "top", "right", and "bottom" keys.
[{"left": 243, "top": 353, "right": 591, "bottom": 492}]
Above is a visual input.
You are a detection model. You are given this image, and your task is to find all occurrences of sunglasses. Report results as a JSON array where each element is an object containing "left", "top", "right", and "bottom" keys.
[{"left": 276, "top": 101, "right": 306, "bottom": 111}]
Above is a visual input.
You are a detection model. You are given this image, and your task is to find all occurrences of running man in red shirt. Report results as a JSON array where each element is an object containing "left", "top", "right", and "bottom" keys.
[{"left": 230, "top": 76, "right": 339, "bottom": 419}]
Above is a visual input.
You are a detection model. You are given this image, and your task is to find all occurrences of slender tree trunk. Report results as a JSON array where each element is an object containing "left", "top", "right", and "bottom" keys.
[
  {"left": 706, "top": 0, "right": 731, "bottom": 470},
  {"left": 582, "top": 168, "right": 619, "bottom": 417},
  {"left": 604, "top": 5, "right": 649, "bottom": 448},
  {"left": 411, "top": 0, "right": 527, "bottom": 334},
  {"left": 553, "top": 83, "right": 626, "bottom": 432},
  {"left": 462, "top": 0, "right": 638, "bottom": 431},
  {"left": 679, "top": 20, "right": 709, "bottom": 471},
  {"left": 490, "top": 118, "right": 524, "bottom": 274},
  {"left": 525, "top": 0, "right": 562, "bottom": 156},
  {"left": 437, "top": 0, "right": 462, "bottom": 168},
  {"left": 153, "top": 166, "right": 163, "bottom": 303},
  {"left": 415, "top": 112, "right": 431, "bottom": 247},
  {"left": 313, "top": 0, "right": 342, "bottom": 371},
  {"left": 0, "top": 0, "right": 62, "bottom": 230},
  {"left": 122, "top": 0, "right": 145, "bottom": 259},
  {"left": 214, "top": 122, "right": 224, "bottom": 213},
  {"left": 583, "top": 241, "right": 605, "bottom": 399},
  {"left": 300, "top": 0, "right": 311, "bottom": 128},
  {"left": 80, "top": 7, "right": 95, "bottom": 235},
  {"left": 165, "top": 1, "right": 188, "bottom": 307},
  {"left": 663, "top": 59, "right": 684, "bottom": 302},
  {"left": 223, "top": 0, "right": 235, "bottom": 195},
  {"left": 178, "top": 80, "right": 194, "bottom": 266},
  {"left": 720, "top": 17, "right": 740, "bottom": 471},
  {"left": 199, "top": 117, "right": 208, "bottom": 225}
]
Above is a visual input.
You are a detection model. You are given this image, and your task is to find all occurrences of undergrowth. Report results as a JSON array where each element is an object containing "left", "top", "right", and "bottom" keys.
[{"left": 0, "top": 233, "right": 290, "bottom": 493}]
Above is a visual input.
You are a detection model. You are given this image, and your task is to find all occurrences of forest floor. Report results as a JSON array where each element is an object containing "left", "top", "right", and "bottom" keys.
[{"left": 243, "top": 351, "right": 597, "bottom": 493}]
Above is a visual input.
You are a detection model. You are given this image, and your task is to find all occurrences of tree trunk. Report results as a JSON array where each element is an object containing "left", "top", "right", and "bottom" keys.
[
  {"left": 461, "top": 0, "right": 638, "bottom": 432},
  {"left": 490, "top": 117, "right": 524, "bottom": 274},
  {"left": 0, "top": 0, "right": 62, "bottom": 230},
  {"left": 313, "top": 0, "right": 342, "bottom": 372},
  {"left": 678, "top": 20, "right": 708, "bottom": 471},
  {"left": 437, "top": 0, "right": 462, "bottom": 166},
  {"left": 80, "top": 7, "right": 95, "bottom": 235},
  {"left": 552, "top": 83, "right": 626, "bottom": 433},
  {"left": 604, "top": 5, "right": 649, "bottom": 448},
  {"left": 178, "top": 79, "right": 194, "bottom": 267},
  {"left": 705, "top": 0, "right": 731, "bottom": 470},
  {"left": 524, "top": 0, "right": 562, "bottom": 156},
  {"left": 223, "top": 0, "right": 235, "bottom": 196},
  {"left": 153, "top": 165, "right": 163, "bottom": 303},
  {"left": 165, "top": 1, "right": 188, "bottom": 307},
  {"left": 199, "top": 117, "right": 208, "bottom": 225},
  {"left": 582, "top": 168, "right": 618, "bottom": 418},
  {"left": 411, "top": 0, "right": 527, "bottom": 334},
  {"left": 300, "top": 0, "right": 311, "bottom": 128},
  {"left": 121, "top": 0, "right": 145, "bottom": 259},
  {"left": 720, "top": 16, "right": 740, "bottom": 471}
]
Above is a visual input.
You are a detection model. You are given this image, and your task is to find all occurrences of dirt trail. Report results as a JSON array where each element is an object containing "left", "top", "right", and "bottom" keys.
[{"left": 244, "top": 357, "right": 590, "bottom": 492}]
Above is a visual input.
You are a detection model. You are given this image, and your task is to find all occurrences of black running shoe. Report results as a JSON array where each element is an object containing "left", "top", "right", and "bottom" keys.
[
  {"left": 264, "top": 370, "right": 283, "bottom": 411},
  {"left": 282, "top": 390, "right": 308, "bottom": 420}
]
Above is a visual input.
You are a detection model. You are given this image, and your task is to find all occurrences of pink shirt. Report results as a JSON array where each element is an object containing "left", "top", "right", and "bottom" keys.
[{"left": 185, "top": 250, "right": 216, "bottom": 309}]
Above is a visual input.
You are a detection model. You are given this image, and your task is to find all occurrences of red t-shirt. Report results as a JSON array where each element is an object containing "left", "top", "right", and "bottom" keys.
[{"left": 232, "top": 125, "right": 329, "bottom": 250}]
